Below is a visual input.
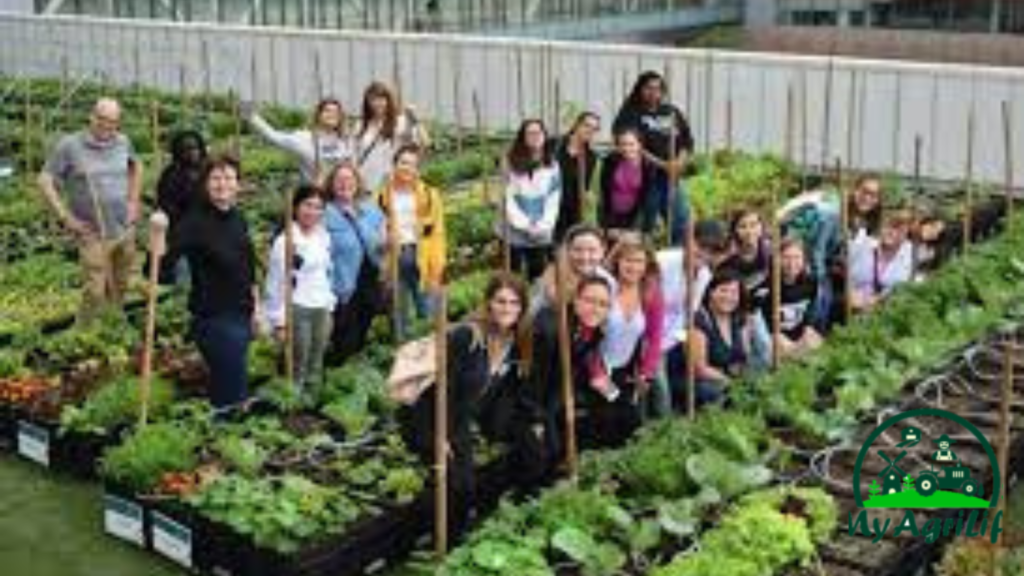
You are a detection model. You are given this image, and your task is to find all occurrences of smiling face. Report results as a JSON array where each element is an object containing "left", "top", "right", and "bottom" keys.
[
  {"left": 780, "top": 243, "right": 806, "bottom": 282},
  {"left": 617, "top": 249, "right": 648, "bottom": 287},
  {"left": 880, "top": 219, "right": 909, "bottom": 249},
  {"left": 317, "top": 101, "right": 343, "bottom": 131},
  {"left": 331, "top": 166, "right": 360, "bottom": 204},
  {"left": 488, "top": 286, "right": 523, "bottom": 333},
  {"left": 89, "top": 99, "right": 121, "bottom": 143},
  {"left": 296, "top": 194, "right": 325, "bottom": 230},
  {"left": 640, "top": 77, "right": 664, "bottom": 108},
  {"left": 207, "top": 164, "right": 240, "bottom": 211},
  {"left": 370, "top": 94, "right": 389, "bottom": 119},
  {"left": 574, "top": 282, "right": 611, "bottom": 329},
  {"left": 854, "top": 178, "right": 882, "bottom": 215},
  {"left": 393, "top": 150, "right": 420, "bottom": 185},
  {"left": 523, "top": 122, "right": 546, "bottom": 155},
  {"left": 939, "top": 441, "right": 950, "bottom": 450},
  {"left": 568, "top": 233, "right": 605, "bottom": 276},
  {"left": 734, "top": 212, "right": 764, "bottom": 250},
  {"left": 708, "top": 279, "right": 741, "bottom": 316},
  {"left": 574, "top": 115, "right": 600, "bottom": 144},
  {"left": 617, "top": 131, "right": 642, "bottom": 161}
]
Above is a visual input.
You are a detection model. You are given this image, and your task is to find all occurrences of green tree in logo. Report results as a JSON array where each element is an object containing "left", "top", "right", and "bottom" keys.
[
  {"left": 903, "top": 475, "right": 916, "bottom": 492},
  {"left": 867, "top": 479, "right": 882, "bottom": 500}
]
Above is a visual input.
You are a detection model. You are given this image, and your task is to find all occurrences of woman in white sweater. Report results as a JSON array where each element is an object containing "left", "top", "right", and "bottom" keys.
[
  {"left": 246, "top": 98, "right": 353, "bottom": 186},
  {"left": 501, "top": 119, "right": 562, "bottom": 281},
  {"left": 848, "top": 210, "right": 915, "bottom": 313},
  {"left": 264, "top": 185, "right": 336, "bottom": 392}
]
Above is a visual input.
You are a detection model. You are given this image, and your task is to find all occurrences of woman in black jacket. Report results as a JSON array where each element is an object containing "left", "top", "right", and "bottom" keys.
[
  {"left": 165, "top": 155, "right": 260, "bottom": 410},
  {"left": 528, "top": 274, "right": 615, "bottom": 456},
  {"left": 402, "top": 272, "right": 537, "bottom": 539},
  {"left": 553, "top": 112, "right": 601, "bottom": 243}
]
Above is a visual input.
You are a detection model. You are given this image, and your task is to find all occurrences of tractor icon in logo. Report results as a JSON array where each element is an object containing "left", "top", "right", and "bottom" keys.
[{"left": 916, "top": 462, "right": 983, "bottom": 498}]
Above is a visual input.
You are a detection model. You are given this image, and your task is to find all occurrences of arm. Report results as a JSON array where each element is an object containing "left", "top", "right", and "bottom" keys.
[
  {"left": 249, "top": 112, "right": 309, "bottom": 158},
  {"left": 37, "top": 138, "right": 88, "bottom": 235},
  {"left": 639, "top": 285, "right": 665, "bottom": 380},
  {"left": 263, "top": 234, "right": 286, "bottom": 329},
  {"left": 127, "top": 155, "right": 143, "bottom": 225},
  {"left": 536, "top": 167, "right": 563, "bottom": 233},
  {"left": 691, "top": 330, "right": 728, "bottom": 382},
  {"left": 673, "top": 107, "right": 695, "bottom": 157}
]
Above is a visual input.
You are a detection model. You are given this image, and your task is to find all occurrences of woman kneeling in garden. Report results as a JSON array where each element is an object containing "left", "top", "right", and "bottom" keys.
[{"left": 400, "top": 273, "right": 540, "bottom": 539}]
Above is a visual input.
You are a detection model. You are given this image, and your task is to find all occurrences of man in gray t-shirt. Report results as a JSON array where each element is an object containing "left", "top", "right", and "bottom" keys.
[{"left": 38, "top": 98, "right": 143, "bottom": 322}]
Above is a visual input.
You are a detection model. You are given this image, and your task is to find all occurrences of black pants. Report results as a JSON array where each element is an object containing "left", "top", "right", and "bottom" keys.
[
  {"left": 329, "top": 259, "right": 380, "bottom": 364},
  {"left": 510, "top": 245, "right": 550, "bottom": 282}
]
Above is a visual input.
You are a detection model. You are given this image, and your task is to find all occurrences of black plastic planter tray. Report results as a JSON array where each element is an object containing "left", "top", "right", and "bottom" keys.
[
  {"left": 12, "top": 413, "right": 117, "bottom": 479},
  {"left": 0, "top": 403, "right": 18, "bottom": 451}
]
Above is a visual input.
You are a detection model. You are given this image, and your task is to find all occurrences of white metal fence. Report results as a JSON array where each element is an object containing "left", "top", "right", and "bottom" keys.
[{"left": 1, "top": 11, "right": 1021, "bottom": 185}]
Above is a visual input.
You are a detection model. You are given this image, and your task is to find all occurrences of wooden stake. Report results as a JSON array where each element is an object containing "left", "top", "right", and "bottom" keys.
[
  {"left": 453, "top": 55, "right": 464, "bottom": 156},
  {"left": 140, "top": 212, "right": 169, "bottom": 426},
  {"left": 684, "top": 205, "right": 697, "bottom": 420},
  {"left": 149, "top": 100, "right": 162, "bottom": 175},
  {"left": 846, "top": 68, "right": 857, "bottom": 169},
  {"left": 387, "top": 189, "right": 403, "bottom": 343},
  {"left": 771, "top": 192, "right": 782, "bottom": 370},
  {"left": 996, "top": 335, "right": 1014, "bottom": 521},
  {"left": 840, "top": 157, "right": 853, "bottom": 324},
  {"left": 964, "top": 107, "right": 976, "bottom": 252},
  {"left": 911, "top": 134, "right": 922, "bottom": 278},
  {"left": 785, "top": 83, "right": 795, "bottom": 165},
  {"left": 1003, "top": 101, "right": 1015, "bottom": 231},
  {"left": 555, "top": 257, "right": 578, "bottom": 481},
  {"left": 822, "top": 56, "right": 835, "bottom": 171},
  {"left": 433, "top": 286, "right": 449, "bottom": 558},
  {"left": 231, "top": 90, "right": 243, "bottom": 158},
  {"left": 500, "top": 156, "right": 512, "bottom": 274},
  {"left": 283, "top": 189, "right": 296, "bottom": 384},
  {"left": 22, "top": 84, "right": 32, "bottom": 175},
  {"left": 515, "top": 46, "right": 525, "bottom": 120}
]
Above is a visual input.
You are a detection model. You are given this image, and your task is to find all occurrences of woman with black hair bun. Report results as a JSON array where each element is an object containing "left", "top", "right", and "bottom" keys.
[
  {"left": 612, "top": 71, "right": 694, "bottom": 244},
  {"left": 156, "top": 129, "right": 206, "bottom": 284}
]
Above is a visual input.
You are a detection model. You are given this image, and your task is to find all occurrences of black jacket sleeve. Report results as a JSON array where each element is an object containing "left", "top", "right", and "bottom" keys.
[{"left": 673, "top": 106, "right": 695, "bottom": 155}]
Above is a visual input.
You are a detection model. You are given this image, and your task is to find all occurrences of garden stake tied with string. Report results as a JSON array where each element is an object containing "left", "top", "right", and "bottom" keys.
[
  {"left": 140, "top": 211, "right": 169, "bottom": 427},
  {"left": 433, "top": 285, "right": 449, "bottom": 559}
]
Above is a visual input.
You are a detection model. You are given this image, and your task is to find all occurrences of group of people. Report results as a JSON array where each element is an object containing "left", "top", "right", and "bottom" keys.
[{"left": 39, "top": 73, "right": 969, "bottom": 538}]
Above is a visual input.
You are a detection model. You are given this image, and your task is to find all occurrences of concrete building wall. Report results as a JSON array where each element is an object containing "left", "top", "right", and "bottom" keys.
[{"left": 1, "top": 11, "right": 1022, "bottom": 185}]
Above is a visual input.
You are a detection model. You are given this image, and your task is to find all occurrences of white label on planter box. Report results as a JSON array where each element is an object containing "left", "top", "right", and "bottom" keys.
[
  {"left": 151, "top": 511, "right": 193, "bottom": 569},
  {"left": 17, "top": 421, "right": 50, "bottom": 466},
  {"left": 104, "top": 494, "right": 145, "bottom": 547}
]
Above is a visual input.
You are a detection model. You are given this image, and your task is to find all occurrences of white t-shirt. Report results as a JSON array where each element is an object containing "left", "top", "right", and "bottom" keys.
[
  {"left": 391, "top": 189, "right": 418, "bottom": 246},
  {"left": 657, "top": 248, "right": 712, "bottom": 351},
  {"left": 356, "top": 114, "right": 420, "bottom": 194},
  {"left": 264, "top": 223, "right": 337, "bottom": 326}
]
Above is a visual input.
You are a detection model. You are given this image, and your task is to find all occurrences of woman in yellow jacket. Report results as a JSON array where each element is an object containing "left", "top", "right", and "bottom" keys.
[{"left": 378, "top": 144, "right": 446, "bottom": 340}]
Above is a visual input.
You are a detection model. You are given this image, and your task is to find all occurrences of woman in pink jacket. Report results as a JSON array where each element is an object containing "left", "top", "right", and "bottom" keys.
[{"left": 592, "top": 234, "right": 665, "bottom": 446}]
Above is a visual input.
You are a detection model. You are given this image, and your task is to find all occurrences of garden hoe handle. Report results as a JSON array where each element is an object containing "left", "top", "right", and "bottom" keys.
[{"left": 140, "top": 211, "right": 169, "bottom": 427}]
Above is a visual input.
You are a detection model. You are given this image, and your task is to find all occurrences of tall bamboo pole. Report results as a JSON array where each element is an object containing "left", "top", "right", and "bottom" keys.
[
  {"left": 840, "top": 157, "right": 853, "bottom": 324},
  {"left": 963, "top": 107, "right": 976, "bottom": 252},
  {"left": 283, "top": 189, "right": 296, "bottom": 383},
  {"left": 771, "top": 189, "right": 782, "bottom": 370},
  {"left": 996, "top": 335, "right": 1014, "bottom": 533},
  {"left": 433, "top": 286, "right": 449, "bottom": 557},
  {"left": 140, "top": 212, "right": 169, "bottom": 426},
  {"left": 149, "top": 100, "right": 162, "bottom": 175},
  {"left": 555, "top": 257, "right": 578, "bottom": 481},
  {"left": 684, "top": 204, "right": 697, "bottom": 420},
  {"left": 1003, "top": 101, "right": 1015, "bottom": 231},
  {"left": 911, "top": 134, "right": 922, "bottom": 278}
]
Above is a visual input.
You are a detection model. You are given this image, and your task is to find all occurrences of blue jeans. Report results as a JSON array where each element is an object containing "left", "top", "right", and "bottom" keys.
[
  {"left": 395, "top": 245, "right": 432, "bottom": 340},
  {"left": 191, "top": 313, "right": 252, "bottom": 409},
  {"left": 642, "top": 169, "right": 689, "bottom": 245}
]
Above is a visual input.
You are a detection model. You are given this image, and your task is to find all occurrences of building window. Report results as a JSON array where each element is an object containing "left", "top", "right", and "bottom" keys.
[
  {"left": 789, "top": 10, "right": 838, "bottom": 27},
  {"left": 849, "top": 10, "right": 866, "bottom": 27}
]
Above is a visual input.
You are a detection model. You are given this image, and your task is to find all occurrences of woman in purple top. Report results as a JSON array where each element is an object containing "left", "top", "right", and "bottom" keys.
[{"left": 598, "top": 130, "right": 654, "bottom": 233}]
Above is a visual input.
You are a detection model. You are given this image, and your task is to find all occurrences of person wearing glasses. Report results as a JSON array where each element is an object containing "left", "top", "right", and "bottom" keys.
[
  {"left": 38, "top": 98, "right": 143, "bottom": 323},
  {"left": 527, "top": 274, "right": 616, "bottom": 456}
]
